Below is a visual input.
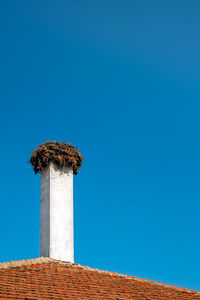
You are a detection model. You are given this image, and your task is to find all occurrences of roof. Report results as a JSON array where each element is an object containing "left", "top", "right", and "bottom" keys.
[{"left": 0, "top": 257, "right": 199, "bottom": 299}]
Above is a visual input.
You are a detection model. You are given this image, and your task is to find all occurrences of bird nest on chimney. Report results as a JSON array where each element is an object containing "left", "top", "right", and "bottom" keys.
[{"left": 30, "top": 141, "right": 83, "bottom": 175}]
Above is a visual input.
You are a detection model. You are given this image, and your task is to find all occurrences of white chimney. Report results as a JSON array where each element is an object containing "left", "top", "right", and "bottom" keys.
[
  {"left": 30, "top": 141, "right": 83, "bottom": 263},
  {"left": 40, "top": 163, "right": 74, "bottom": 262}
]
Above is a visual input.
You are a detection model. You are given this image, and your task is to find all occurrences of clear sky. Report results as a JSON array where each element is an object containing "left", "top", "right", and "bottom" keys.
[{"left": 0, "top": 0, "right": 200, "bottom": 291}]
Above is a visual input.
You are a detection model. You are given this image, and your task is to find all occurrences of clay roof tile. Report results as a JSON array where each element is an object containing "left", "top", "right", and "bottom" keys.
[{"left": 0, "top": 257, "right": 199, "bottom": 299}]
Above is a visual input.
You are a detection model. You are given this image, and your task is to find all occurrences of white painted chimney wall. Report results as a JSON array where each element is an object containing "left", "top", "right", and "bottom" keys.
[{"left": 40, "top": 162, "right": 74, "bottom": 262}]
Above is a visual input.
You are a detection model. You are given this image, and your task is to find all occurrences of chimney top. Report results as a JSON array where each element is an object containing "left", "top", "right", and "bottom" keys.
[{"left": 30, "top": 141, "right": 83, "bottom": 175}]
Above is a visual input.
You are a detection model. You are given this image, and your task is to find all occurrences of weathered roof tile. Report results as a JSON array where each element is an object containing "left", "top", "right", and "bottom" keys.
[{"left": 0, "top": 257, "right": 199, "bottom": 299}]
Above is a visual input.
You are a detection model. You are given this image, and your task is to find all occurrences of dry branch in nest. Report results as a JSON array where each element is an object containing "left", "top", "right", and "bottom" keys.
[{"left": 30, "top": 141, "right": 83, "bottom": 175}]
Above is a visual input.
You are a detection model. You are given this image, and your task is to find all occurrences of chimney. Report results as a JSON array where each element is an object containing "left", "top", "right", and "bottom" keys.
[{"left": 30, "top": 141, "right": 83, "bottom": 262}]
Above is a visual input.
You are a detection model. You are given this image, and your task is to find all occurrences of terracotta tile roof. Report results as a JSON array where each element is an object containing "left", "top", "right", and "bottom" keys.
[{"left": 0, "top": 257, "right": 199, "bottom": 299}]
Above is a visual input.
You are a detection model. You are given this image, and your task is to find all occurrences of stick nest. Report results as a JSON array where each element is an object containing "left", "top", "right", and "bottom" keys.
[{"left": 30, "top": 141, "right": 83, "bottom": 175}]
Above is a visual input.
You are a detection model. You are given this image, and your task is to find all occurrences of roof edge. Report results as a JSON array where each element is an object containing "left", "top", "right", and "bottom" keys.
[{"left": 0, "top": 257, "right": 55, "bottom": 269}]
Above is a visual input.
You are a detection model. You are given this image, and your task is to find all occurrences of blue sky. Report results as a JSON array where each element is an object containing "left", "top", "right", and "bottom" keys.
[{"left": 0, "top": 0, "right": 200, "bottom": 291}]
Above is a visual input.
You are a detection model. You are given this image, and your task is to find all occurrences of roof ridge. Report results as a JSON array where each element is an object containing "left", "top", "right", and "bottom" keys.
[
  {"left": 62, "top": 262, "right": 200, "bottom": 295},
  {"left": 0, "top": 257, "right": 199, "bottom": 296},
  {"left": 0, "top": 257, "right": 55, "bottom": 269}
]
